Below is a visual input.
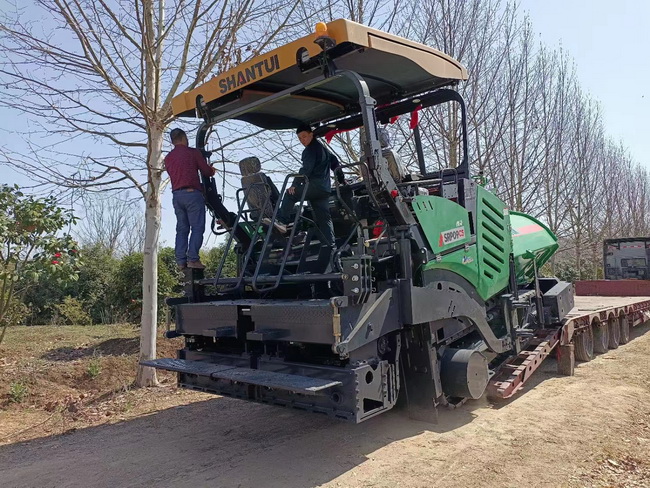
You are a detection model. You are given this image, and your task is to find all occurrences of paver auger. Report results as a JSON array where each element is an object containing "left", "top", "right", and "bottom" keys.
[{"left": 143, "top": 19, "right": 574, "bottom": 422}]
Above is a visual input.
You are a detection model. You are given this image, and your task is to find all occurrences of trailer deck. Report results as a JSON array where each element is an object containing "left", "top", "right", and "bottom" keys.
[{"left": 488, "top": 294, "right": 650, "bottom": 399}]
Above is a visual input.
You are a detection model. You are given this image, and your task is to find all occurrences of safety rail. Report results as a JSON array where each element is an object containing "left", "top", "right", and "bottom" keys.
[
  {"left": 212, "top": 181, "right": 276, "bottom": 293},
  {"left": 251, "top": 174, "right": 309, "bottom": 293}
]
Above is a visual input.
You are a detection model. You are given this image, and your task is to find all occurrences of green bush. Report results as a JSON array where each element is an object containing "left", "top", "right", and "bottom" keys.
[
  {"left": 108, "top": 251, "right": 180, "bottom": 323},
  {"left": 203, "top": 244, "right": 238, "bottom": 278},
  {"left": 54, "top": 296, "right": 92, "bottom": 325},
  {"left": 9, "top": 381, "right": 28, "bottom": 403},
  {"left": 87, "top": 354, "right": 102, "bottom": 378},
  {"left": 71, "top": 244, "right": 118, "bottom": 323},
  {"left": 0, "top": 293, "right": 29, "bottom": 328},
  {"left": 0, "top": 185, "right": 80, "bottom": 343}
]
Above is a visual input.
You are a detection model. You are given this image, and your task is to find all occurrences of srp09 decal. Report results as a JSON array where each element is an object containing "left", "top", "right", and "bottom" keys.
[{"left": 439, "top": 225, "right": 466, "bottom": 247}]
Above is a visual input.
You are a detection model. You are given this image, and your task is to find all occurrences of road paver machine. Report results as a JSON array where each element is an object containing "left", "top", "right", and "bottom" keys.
[{"left": 144, "top": 19, "right": 573, "bottom": 422}]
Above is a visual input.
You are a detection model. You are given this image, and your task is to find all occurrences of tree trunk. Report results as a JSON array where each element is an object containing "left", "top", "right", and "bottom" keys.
[
  {"left": 136, "top": 127, "right": 163, "bottom": 387},
  {"left": 136, "top": 0, "right": 163, "bottom": 387}
]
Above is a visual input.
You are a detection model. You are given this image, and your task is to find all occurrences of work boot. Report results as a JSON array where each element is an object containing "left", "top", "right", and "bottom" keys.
[
  {"left": 187, "top": 260, "right": 205, "bottom": 269},
  {"left": 262, "top": 218, "right": 288, "bottom": 234},
  {"left": 177, "top": 262, "right": 187, "bottom": 270}
]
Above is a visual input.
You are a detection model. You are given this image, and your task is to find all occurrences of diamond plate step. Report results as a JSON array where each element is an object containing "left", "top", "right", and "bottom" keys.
[
  {"left": 141, "top": 358, "right": 342, "bottom": 395},
  {"left": 141, "top": 358, "right": 234, "bottom": 376},
  {"left": 203, "top": 326, "right": 237, "bottom": 338}
]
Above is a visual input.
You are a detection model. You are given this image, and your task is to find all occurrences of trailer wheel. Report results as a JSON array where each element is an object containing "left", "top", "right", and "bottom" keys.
[
  {"left": 593, "top": 319, "right": 609, "bottom": 354},
  {"left": 619, "top": 313, "right": 631, "bottom": 344},
  {"left": 607, "top": 316, "right": 620, "bottom": 349},
  {"left": 574, "top": 326, "right": 594, "bottom": 362}
]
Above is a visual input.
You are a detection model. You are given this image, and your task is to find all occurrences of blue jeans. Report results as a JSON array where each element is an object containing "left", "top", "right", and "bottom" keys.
[{"left": 172, "top": 189, "right": 206, "bottom": 264}]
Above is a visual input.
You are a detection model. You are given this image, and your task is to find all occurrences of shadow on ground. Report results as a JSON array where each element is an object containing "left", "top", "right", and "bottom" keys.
[
  {"left": 41, "top": 337, "right": 140, "bottom": 361},
  {"left": 0, "top": 389, "right": 489, "bottom": 488}
]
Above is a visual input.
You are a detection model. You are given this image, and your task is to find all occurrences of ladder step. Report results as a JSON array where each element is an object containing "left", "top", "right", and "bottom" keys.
[{"left": 141, "top": 358, "right": 342, "bottom": 395}]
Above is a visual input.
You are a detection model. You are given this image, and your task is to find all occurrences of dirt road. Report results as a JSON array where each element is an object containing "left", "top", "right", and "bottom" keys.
[{"left": 2, "top": 325, "right": 650, "bottom": 488}]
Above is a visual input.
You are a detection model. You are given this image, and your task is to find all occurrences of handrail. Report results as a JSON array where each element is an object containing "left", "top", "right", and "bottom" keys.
[
  {"left": 251, "top": 174, "right": 308, "bottom": 293},
  {"left": 213, "top": 182, "right": 275, "bottom": 294}
]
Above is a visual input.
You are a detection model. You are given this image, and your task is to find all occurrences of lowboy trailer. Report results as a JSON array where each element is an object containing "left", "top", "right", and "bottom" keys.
[{"left": 488, "top": 292, "right": 650, "bottom": 399}]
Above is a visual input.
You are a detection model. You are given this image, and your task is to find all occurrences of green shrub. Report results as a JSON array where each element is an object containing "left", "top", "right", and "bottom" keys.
[
  {"left": 87, "top": 354, "right": 102, "bottom": 379},
  {"left": 9, "top": 381, "right": 28, "bottom": 403},
  {"left": 108, "top": 251, "right": 179, "bottom": 324},
  {"left": 54, "top": 296, "right": 92, "bottom": 325},
  {"left": 203, "top": 244, "right": 238, "bottom": 278},
  {"left": 0, "top": 293, "right": 29, "bottom": 328}
]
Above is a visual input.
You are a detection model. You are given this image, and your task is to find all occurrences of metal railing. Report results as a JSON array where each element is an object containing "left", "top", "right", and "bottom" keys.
[
  {"left": 213, "top": 180, "right": 274, "bottom": 293},
  {"left": 251, "top": 174, "right": 309, "bottom": 293}
]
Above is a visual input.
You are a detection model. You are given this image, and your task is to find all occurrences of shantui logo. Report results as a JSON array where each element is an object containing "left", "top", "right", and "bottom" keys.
[
  {"left": 439, "top": 226, "right": 465, "bottom": 247},
  {"left": 218, "top": 54, "right": 281, "bottom": 94}
]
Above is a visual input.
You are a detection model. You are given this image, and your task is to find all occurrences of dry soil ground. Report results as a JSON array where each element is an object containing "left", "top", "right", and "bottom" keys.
[{"left": 1, "top": 323, "right": 650, "bottom": 488}]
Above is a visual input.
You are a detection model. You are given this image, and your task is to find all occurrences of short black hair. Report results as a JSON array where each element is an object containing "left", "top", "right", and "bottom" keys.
[
  {"left": 296, "top": 124, "right": 312, "bottom": 135},
  {"left": 170, "top": 128, "right": 186, "bottom": 143}
]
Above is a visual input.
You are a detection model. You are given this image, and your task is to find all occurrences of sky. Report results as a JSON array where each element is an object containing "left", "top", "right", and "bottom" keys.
[
  {"left": 1, "top": 0, "right": 649, "bottom": 248},
  {"left": 519, "top": 0, "right": 650, "bottom": 169}
]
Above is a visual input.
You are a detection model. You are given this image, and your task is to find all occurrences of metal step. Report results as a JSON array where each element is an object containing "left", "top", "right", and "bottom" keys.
[
  {"left": 141, "top": 358, "right": 342, "bottom": 395},
  {"left": 203, "top": 326, "right": 237, "bottom": 338}
]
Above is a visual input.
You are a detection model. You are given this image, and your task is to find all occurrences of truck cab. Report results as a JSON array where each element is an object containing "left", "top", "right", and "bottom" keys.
[{"left": 604, "top": 238, "right": 650, "bottom": 280}]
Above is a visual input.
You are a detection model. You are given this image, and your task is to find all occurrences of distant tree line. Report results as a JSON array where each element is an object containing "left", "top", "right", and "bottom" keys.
[
  {"left": 0, "top": 185, "right": 235, "bottom": 332},
  {"left": 15, "top": 242, "right": 235, "bottom": 327}
]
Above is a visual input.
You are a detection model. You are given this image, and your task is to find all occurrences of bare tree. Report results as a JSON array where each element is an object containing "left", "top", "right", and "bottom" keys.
[
  {"left": 0, "top": 0, "right": 299, "bottom": 386},
  {"left": 78, "top": 195, "right": 145, "bottom": 256}
]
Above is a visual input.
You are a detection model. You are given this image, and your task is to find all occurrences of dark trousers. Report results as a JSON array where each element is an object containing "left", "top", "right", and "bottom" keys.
[
  {"left": 172, "top": 189, "right": 206, "bottom": 264},
  {"left": 277, "top": 186, "right": 335, "bottom": 246}
]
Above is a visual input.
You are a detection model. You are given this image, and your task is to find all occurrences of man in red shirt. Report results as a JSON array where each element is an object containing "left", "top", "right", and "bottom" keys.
[{"left": 164, "top": 128, "right": 215, "bottom": 269}]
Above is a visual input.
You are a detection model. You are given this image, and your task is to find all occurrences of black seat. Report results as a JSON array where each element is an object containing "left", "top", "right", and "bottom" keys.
[{"left": 238, "top": 157, "right": 280, "bottom": 221}]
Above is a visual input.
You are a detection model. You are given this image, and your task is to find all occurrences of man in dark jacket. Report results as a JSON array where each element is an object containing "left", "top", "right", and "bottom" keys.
[
  {"left": 267, "top": 125, "right": 344, "bottom": 246},
  {"left": 164, "top": 128, "right": 215, "bottom": 269}
]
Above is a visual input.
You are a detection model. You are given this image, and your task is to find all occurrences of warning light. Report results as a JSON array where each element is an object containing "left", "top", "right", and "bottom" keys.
[
  {"left": 314, "top": 22, "right": 336, "bottom": 51},
  {"left": 315, "top": 22, "right": 328, "bottom": 36}
]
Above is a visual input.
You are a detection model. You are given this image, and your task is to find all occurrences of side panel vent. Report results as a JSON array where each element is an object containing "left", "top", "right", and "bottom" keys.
[{"left": 476, "top": 187, "right": 511, "bottom": 298}]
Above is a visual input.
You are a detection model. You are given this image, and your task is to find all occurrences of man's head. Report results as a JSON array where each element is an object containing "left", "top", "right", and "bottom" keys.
[
  {"left": 296, "top": 124, "right": 314, "bottom": 147},
  {"left": 170, "top": 128, "right": 188, "bottom": 146}
]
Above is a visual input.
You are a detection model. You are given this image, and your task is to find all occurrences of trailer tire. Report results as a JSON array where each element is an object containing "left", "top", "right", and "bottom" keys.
[
  {"left": 593, "top": 319, "right": 609, "bottom": 354},
  {"left": 574, "top": 326, "right": 594, "bottom": 362},
  {"left": 619, "top": 313, "right": 631, "bottom": 344},
  {"left": 608, "top": 316, "right": 620, "bottom": 349}
]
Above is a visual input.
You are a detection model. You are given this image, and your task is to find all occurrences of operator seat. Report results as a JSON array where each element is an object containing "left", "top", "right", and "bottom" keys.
[
  {"left": 238, "top": 157, "right": 280, "bottom": 221},
  {"left": 360, "top": 127, "right": 405, "bottom": 183}
]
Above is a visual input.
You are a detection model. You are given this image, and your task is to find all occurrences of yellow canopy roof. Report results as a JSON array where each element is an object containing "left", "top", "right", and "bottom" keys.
[{"left": 172, "top": 19, "right": 468, "bottom": 129}]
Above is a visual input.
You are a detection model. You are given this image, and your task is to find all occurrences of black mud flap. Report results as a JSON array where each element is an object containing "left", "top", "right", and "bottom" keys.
[
  {"left": 141, "top": 358, "right": 342, "bottom": 396},
  {"left": 400, "top": 324, "right": 442, "bottom": 423}
]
